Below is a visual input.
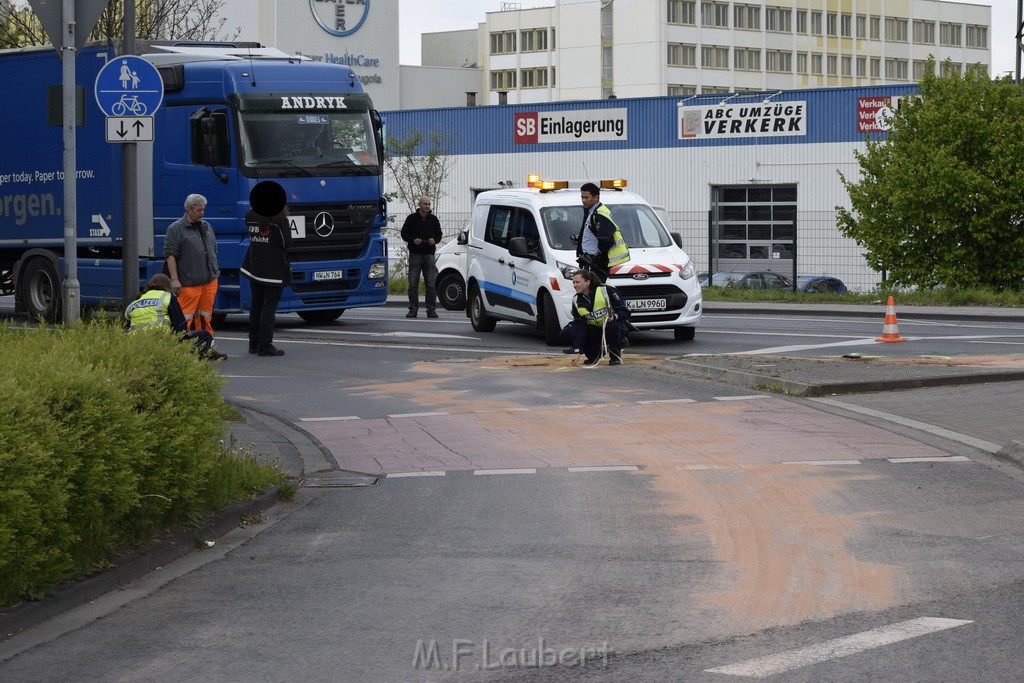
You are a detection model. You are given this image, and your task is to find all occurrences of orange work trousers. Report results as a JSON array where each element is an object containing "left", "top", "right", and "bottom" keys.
[{"left": 177, "top": 280, "right": 219, "bottom": 334}]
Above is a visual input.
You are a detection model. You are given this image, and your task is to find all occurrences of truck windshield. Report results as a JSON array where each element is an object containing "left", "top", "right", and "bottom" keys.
[
  {"left": 540, "top": 204, "right": 674, "bottom": 250},
  {"left": 238, "top": 110, "right": 379, "bottom": 174}
]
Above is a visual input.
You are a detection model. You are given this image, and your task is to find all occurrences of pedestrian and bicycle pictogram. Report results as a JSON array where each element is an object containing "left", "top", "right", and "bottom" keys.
[{"left": 94, "top": 56, "right": 163, "bottom": 118}]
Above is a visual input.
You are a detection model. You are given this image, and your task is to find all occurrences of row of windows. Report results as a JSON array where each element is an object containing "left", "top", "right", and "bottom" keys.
[
  {"left": 489, "top": 28, "right": 555, "bottom": 55},
  {"left": 666, "top": 1, "right": 988, "bottom": 48},
  {"left": 490, "top": 67, "right": 556, "bottom": 90},
  {"left": 667, "top": 43, "right": 980, "bottom": 79}
]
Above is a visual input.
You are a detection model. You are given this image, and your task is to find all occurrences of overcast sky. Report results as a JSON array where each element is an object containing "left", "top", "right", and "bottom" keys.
[{"left": 399, "top": 1, "right": 1015, "bottom": 77}]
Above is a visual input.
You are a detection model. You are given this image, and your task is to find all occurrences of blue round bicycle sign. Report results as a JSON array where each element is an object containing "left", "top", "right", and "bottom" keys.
[{"left": 94, "top": 56, "right": 163, "bottom": 117}]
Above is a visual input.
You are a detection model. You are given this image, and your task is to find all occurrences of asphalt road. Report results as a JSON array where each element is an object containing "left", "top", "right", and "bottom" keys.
[{"left": 3, "top": 300, "right": 1024, "bottom": 681}]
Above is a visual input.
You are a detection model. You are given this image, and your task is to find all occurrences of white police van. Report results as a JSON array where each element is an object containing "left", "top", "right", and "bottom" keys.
[{"left": 435, "top": 177, "right": 702, "bottom": 345}]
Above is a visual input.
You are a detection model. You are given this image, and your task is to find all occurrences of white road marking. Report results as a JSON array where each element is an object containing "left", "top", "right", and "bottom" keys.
[
  {"left": 782, "top": 459, "right": 861, "bottom": 466},
  {"left": 704, "top": 617, "right": 973, "bottom": 678},
  {"left": 567, "top": 466, "right": 640, "bottom": 472},
  {"left": 288, "top": 327, "right": 480, "bottom": 340},
  {"left": 473, "top": 468, "right": 537, "bottom": 475},
  {"left": 387, "top": 471, "right": 446, "bottom": 478},
  {"left": 887, "top": 456, "right": 972, "bottom": 463},
  {"left": 387, "top": 412, "right": 450, "bottom": 418},
  {"left": 298, "top": 416, "right": 361, "bottom": 422},
  {"left": 713, "top": 395, "right": 772, "bottom": 401},
  {"left": 728, "top": 338, "right": 888, "bottom": 355},
  {"left": 811, "top": 398, "right": 1002, "bottom": 454},
  {"left": 637, "top": 398, "right": 698, "bottom": 404}
]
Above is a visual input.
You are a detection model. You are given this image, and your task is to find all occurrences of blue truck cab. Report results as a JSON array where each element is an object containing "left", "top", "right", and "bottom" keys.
[{"left": 0, "top": 43, "right": 389, "bottom": 323}]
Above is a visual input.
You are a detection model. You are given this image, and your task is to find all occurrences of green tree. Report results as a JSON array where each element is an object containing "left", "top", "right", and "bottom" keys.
[
  {"left": 0, "top": 0, "right": 239, "bottom": 49},
  {"left": 837, "top": 60, "right": 1024, "bottom": 290}
]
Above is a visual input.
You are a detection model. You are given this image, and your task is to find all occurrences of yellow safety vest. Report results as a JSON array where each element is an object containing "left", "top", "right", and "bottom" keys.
[
  {"left": 576, "top": 286, "right": 611, "bottom": 326},
  {"left": 126, "top": 289, "right": 171, "bottom": 332},
  {"left": 596, "top": 204, "right": 630, "bottom": 267}
]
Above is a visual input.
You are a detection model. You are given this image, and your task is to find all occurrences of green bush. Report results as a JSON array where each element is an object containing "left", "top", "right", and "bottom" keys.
[{"left": 0, "top": 319, "right": 278, "bottom": 604}]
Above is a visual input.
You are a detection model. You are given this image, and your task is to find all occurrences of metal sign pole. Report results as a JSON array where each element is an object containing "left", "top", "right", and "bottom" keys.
[
  {"left": 122, "top": 0, "right": 139, "bottom": 301},
  {"left": 61, "top": 0, "right": 80, "bottom": 325}
]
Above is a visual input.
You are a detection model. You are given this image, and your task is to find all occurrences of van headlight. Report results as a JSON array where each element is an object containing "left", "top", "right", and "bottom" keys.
[
  {"left": 556, "top": 260, "right": 578, "bottom": 279},
  {"left": 678, "top": 261, "right": 695, "bottom": 280}
]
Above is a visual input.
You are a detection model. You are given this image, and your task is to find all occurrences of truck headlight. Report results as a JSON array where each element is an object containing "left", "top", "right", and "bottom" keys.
[
  {"left": 678, "top": 261, "right": 695, "bottom": 280},
  {"left": 368, "top": 262, "right": 388, "bottom": 280}
]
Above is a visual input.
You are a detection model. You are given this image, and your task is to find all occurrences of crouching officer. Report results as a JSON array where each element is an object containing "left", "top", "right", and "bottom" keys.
[
  {"left": 560, "top": 269, "right": 634, "bottom": 367},
  {"left": 126, "top": 274, "right": 220, "bottom": 360}
]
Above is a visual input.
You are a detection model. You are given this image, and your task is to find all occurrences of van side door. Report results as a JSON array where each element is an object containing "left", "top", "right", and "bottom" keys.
[{"left": 474, "top": 204, "right": 539, "bottom": 322}]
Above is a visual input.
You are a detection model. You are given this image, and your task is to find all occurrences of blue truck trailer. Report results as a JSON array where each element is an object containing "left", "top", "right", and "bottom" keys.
[{"left": 0, "top": 43, "right": 389, "bottom": 323}]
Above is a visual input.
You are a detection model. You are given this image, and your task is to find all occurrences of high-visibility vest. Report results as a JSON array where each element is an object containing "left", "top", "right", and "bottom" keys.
[
  {"left": 576, "top": 286, "right": 611, "bottom": 326},
  {"left": 596, "top": 204, "right": 630, "bottom": 267},
  {"left": 126, "top": 289, "right": 171, "bottom": 332}
]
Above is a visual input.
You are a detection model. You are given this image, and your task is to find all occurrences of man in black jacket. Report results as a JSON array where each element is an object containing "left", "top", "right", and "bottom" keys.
[
  {"left": 400, "top": 195, "right": 444, "bottom": 318},
  {"left": 241, "top": 204, "right": 292, "bottom": 357}
]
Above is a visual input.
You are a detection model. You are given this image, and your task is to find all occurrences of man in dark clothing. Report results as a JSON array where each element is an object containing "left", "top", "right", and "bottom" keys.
[
  {"left": 241, "top": 205, "right": 292, "bottom": 356},
  {"left": 571, "top": 182, "right": 616, "bottom": 283},
  {"left": 400, "top": 195, "right": 444, "bottom": 318}
]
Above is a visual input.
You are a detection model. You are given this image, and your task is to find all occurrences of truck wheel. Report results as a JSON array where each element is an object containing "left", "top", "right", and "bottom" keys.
[
  {"left": 540, "top": 292, "right": 561, "bottom": 346},
  {"left": 437, "top": 272, "right": 466, "bottom": 311},
  {"left": 469, "top": 285, "right": 496, "bottom": 332},
  {"left": 21, "top": 257, "right": 61, "bottom": 322},
  {"left": 298, "top": 309, "right": 345, "bottom": 324},
  {"left": 674, "top": 326, "right": 696, "bottom": 341}
]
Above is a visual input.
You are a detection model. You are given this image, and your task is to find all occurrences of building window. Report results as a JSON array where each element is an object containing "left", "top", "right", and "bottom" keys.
[
  {"left": 913, "top": 20, "right": 935, "bottom": 45},
  {"left": 796, "top": 10, "right": 807, "bottom": 34},
  {"left": 856, "top": 56, "right": 866, "bottom": 77},
  {"left": 966, "top": 25, "right": 988, "bottom": 48},
  {"left": 811, "top": 53, "right": 823, "bottom": 75},
  {"left": 765, "top": 7, "right": 791, "bottom": 32},
  {"left": 766, "top": 50, "right": 792, "bottom": 73},
  {"left": 520, "top": 28, "right": 549, "bottom": 52},
  {"left": 701, "top": 2, "right": 729, "bottom": 28},
  {"left": 796, "top": 52, "right": 808, "bottom": 73},
  {"left": 668, "top": 0, "right": 696, "bottom": 25},
  {"left": 602, "top": 46, "right": 613, "bottom": 80},
  {"left": 940, "top": 22, "right": 961, "bottom": 47},
  {"left": 702, "top": 45, "right": 730, "bottom": 69},
  {"left": 668, "top": 43, "right": 697, "bottom": 67},
  {"left": 869, "top": 16, "right": 880, "bottom": 40},
  {"left": 885, "top": 58, "right": 909, "bottom": 80},
  {"left": 885, "top": 18, "right": 908, "bottom": 42},
  {"left": 735, "top": 47, "right": 761, "bottom": 70},
  {"left": 856, "top": 15, "right": 866, "bottom": 39},
  {"left": 551, "top": 28, "right": 557, "bottom": 50},
  {"left": 668, "top": 84, "right": 697, "bottom": 95},
  {"left": 489, "top": 31, "right": 516, "bottom": 55},
  {"left": 490, "top": 69, "right": 516, "bottom": 90},
  {"left": 841, "top": 55, "right": 852, "bottom": 76},
  {"left": 870, "top": 57, "right": 880, "bottom": 78},
  {"left": 826, "top": 12, "right": 837, "bottom": 37},
  {"left": 734, "top": 4, "right": 760, "bottom": 30},
  {"left": 520, "top": 68, "right": 549, "bottom": 88},
  {"left": 701, "top": 86, "right": 731, "bottom": 94},
  {"left": 912, "top": 60, "right": 927, "bottom": 81},
  {"left": 811, "top": 11, "right": 822, "bottom": 35},
  {"left": 827, "top": 54, "right": 838, "bottom": 76},
  {"left": 840, "top": 13, "right": 852, "bottom": 38},
  {"left": 941, "top": 61, "right": 962, "bottom": 76}
]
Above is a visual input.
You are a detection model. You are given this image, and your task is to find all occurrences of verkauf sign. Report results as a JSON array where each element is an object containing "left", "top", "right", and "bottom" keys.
[{"left": 27, "top": 0, "right": 109, "bottom": 50}]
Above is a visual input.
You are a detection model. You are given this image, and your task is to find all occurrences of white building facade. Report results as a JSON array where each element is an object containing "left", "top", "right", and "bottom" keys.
[{"left": 449, "top": 0, "right": 992, "bottom": 105}]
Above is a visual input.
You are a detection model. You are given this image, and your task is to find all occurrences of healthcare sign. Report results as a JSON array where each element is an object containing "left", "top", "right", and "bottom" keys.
[
  {"left": 678, "top": 101, "right": 806, "bottom": 139},
  {"left": 514, "top": 109, "right": 627, "bottom": 144}
]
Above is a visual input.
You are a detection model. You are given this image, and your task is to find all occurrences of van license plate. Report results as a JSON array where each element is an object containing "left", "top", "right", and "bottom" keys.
[
  {"left": 627, "top": 298, "right": 667, "bottom": 311},
  {"left": 314, "top": 270, "right": 345, "bottom": 281}
]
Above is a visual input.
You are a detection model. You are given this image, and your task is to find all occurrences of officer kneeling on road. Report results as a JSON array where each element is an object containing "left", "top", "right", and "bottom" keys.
[
  {"left": 125, "top": 274, "right": 221, "bottom": 360},
  {"left": 560, "top": 269, "right": 635, "bottom": 367}
]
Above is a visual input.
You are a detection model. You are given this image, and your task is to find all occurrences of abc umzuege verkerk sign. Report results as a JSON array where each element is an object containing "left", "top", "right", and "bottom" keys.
[{"left": 678, "top": 101, "right": 807, "bottom": 139}]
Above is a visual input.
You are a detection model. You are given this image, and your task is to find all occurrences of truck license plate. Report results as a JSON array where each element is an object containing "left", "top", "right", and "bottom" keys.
[
  {"left": 626, "top": 298, "right": 667, "bottom": 311},
  {"left": 313, "top": 270, "right": 345, "bottom": 281}
]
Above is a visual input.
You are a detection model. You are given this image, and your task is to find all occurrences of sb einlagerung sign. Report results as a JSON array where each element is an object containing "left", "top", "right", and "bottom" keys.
[{"left": 678, "top": 101, "right": 807, "bottom": 139}]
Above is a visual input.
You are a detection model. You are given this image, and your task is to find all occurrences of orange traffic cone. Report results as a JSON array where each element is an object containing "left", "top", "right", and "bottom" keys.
[{"left": 875, "top": 295, "right": 908, "bottom": 342}]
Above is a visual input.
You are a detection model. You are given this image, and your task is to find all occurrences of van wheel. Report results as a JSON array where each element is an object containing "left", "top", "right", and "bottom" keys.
[
  {"left": 21, "top": 257, "right": 61, "bottom": 322},
  {"left": 674, "top": 326, "right": 696, "bottom": 341},
  {"left": 298, "top": 309, "right": 345, "bottom": 324},
  {"left": 437, "top": 272, "right": 466, "bottom": 311},
  {"left": 540, "top": 292, "right": 561, "bottom": 346},
  {"left": 469, "top": 285, "right": 496, "bottom": 332}
]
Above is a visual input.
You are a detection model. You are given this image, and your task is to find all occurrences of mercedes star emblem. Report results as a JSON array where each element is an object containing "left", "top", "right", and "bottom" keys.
[{"left": 314, "top": 211, "right": 335, "bottom": 237}]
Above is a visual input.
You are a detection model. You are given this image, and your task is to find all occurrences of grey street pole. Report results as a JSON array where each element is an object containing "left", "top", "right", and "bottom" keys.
[
  {"left": 61, "top": 0, "right": 80, "bottom": 325},
  {"left": 122, "top": 0, "right": 139, "bottom": 301}
]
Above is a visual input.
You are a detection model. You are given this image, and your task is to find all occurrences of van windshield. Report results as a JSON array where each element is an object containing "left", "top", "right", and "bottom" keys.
[
  {"left": 238, "top": 110, "right": 379, "bottom": 175},
  {"left": 540, "top": 204, "right": 673, "bottom": 251}
]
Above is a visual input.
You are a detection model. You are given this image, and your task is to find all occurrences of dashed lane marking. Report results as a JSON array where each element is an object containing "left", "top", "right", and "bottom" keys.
[
  {"left": 386, "top": 471, "right": 447, "bottom": 478},
  {"left": 887, "top": 455, "right": 972, "bottom": 463},
  {"left": 299, "top": 416, "right": 361, "bottom": 422},
  {"left": 704, "top": 617, "right": 973, "bottom": 679}
]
